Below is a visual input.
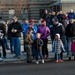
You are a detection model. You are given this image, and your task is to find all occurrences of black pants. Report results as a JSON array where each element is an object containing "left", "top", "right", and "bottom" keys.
[
  {"left": 42, "top": 39, "right": 48, "bottom": 57},
  {"left": 0, "top": 39, "right": 6, "bottom": 57}
]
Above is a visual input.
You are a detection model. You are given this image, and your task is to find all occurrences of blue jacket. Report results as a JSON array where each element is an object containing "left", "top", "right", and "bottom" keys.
[
  {"left": 22, "top": 23, "right": 30, "bottom": 36},
  {"left": 32, "top": 25, "right": 38, "bottom": 40},
  {"left": 68, "top": 13, "right": 75, "bottom": 19}
]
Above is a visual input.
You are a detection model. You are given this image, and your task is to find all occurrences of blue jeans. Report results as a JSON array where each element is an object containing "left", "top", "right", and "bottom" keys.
[
  {"left": 12, "top": 37, "right": 21, "bottom": 56},
  {"left": 67, "top": 37, "right": 72, "bottom": 57},
  {"left": 36, "top": 49, "right": 44, "bottom": 61},
  {"left": 3, "top": 36, "right": 9, "bottom": 49},
  {"left": 56, "top": 53, "right": 61, "bottom": 60}
]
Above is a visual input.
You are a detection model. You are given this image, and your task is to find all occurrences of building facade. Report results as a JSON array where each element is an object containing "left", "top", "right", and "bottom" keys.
[{"left": 0, "top": 0, "right": 75, "bottom": 21}]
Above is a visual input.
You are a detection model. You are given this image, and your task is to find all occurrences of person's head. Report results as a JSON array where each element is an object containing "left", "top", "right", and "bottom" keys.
[
  {"left": 13, "top": 16, "right": 18, "bottom": 23},
  {"left": 36, "top": 33, "right": 41, "bottom": 39},
  {"left": 41, "top": 19, "right": 46, "bottom": 26},
  {"left": 72, "top": 38, "right": 75, "bottom": 43},
  {"left": 52, "top": 17, "right": 59, "bottom": 25},
  {"left": 55, "top": 33, "right": 60, "bottom": 40},
  {"left": 29, "top": 19, "right": 35, "bottom": 25},
  {"left": 59, "top": 10, "right": 63, "bottom": 14},
  {"left": 44, "top": 9, "right": 48, "bottom": 14},
  {"left": 28, "top": 27, "right": 33, "bottom": 34},
  {"left": 5, "top": 21, "right": 9, "bottom": 26},
  {"left": 23, "top": 19, "right": 29, "bottom": 24},
  {"left": 51, "top": 11, "right": 56, "bottom": 16},
  {"left": 70, "top": 9, "right": 74, "bottom": 13},
  {"left": 69, "top": 18, "right": 74, "bottom": 24}
]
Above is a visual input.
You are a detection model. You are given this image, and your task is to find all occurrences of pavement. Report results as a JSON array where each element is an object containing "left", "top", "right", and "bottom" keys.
[{"left": 0, "top": 43, "right": 69, "bottom": 65}]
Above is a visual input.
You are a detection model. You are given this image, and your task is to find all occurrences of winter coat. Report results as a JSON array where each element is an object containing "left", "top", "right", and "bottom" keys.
[
  {"left": 50, "top": 23, "right": 65, "bottom": 41},
  {"left": 68, "top": 12, "right": 75, "bottom": 19},
  {"left": 65, "top": 23, "right": 75, "bottom": 37},
  {"left": 38, "top": 25, "right": 50, "bottom": 39},
  {"left": 0, "top": 24, "right": 6, "bottom": 39},
  {"left": 8, "top": 21, "right": 23, "bottom": 37},
  {"left": 57, "top": 14, "right": 65, "bottom": 23},
  {"left": 52, "top": 39, "right": 65, "bottom": 54},
  {"left": 34, "top": 38, "right": 43, "bottom": 50},
  {"left": 22, "top": 23, "right": 30, "bottom": 36},
  {"left": 24, "top": 33, "right": 33, "bottom": 45}
]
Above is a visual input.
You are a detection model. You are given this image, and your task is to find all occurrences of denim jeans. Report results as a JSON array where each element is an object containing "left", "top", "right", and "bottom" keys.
[
  {"left": 3, "top": 36, "right": 9, "bottom": 49},
  {"left": 67, "top": 37, "right": 72, "bottom": 57},
  {"left": 12, "top": 37, "right": 21, "bottom": 56},
  {"left": 56, "top": 53, "right": 61, "bottom": 60},
  {"left": 36, "top": 49, "right": 44, "bottom": 61}
]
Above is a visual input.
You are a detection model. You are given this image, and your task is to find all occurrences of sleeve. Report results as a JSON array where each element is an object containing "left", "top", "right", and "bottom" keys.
[
  {"left": 32, "top": 25, "right": 38, "bottom": 34},
  {"left": 17, "top": 23, "right": 23, "bottom": 33},
  {"left": 60, "top": 40, "right": 65, "bottom": 52}
]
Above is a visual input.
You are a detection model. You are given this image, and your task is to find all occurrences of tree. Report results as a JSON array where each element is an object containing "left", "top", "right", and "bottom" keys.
[{"left": 14, "top": 0, "right": 29, "bottom": 18}]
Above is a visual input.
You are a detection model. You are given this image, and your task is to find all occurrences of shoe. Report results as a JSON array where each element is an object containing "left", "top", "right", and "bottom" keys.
[
  {"left": 42, "top": 60, "right": 44, "bottom": 64},
  {"left": 0, "top": 58, "right": 3, "bottom": 62},
  {"left": 13, "top": 56, "right": 17, "bottom": 58},
  {"left": 56, "top": 60, "right": 58, "bottom": 63},
  {"left": 17, "top": 56, "right": 20, "bottom": 59},
  {"left": 22, "top": 51, "right": 25, "bottom": 53},
  {"left": 36, "top": 61, "right": 39, "bottom": 64},
  {"left": 59, "top": 60, "right": 63, "bottom": 63},
  {"left": 68, "top": 57, "right": 71, "bottom": 61}
]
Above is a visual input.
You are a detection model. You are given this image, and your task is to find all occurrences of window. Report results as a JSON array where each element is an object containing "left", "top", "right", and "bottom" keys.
[
  {"left": 0, "top": 10, "right": 3, "bottom": 19},
  {"left": 9, "top": 9, "right": 15, "bottom": 20},
  {"left": 21, "top": 9, "right": 28, "bottom": 19}
]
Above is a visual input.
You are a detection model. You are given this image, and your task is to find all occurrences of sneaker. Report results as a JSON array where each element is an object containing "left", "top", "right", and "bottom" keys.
[
  {"left": 59, "top": 60, "right": 63, "bottom": 63},
  {"left": 36, "top": 61, "right": 39, "bottom": 64},
  {"left": 17, "top": 56, "right": 20, "bottom": 59},
  {"left": 42, "top": 60, "right": 44, "bottom": 64},
  {"left": 56, "top": 60, "right": 58, "bottom": 63},
  {"left": 0, "top": 58, "right": 3, "bottom": 62}
]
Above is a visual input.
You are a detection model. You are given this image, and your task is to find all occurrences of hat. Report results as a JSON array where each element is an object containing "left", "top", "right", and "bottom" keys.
[
  {"left": 41, "top": 19, "right": 46, "bottom": 23},
  {"left": 52, "top": 17, "right": 59, "bottom": 22},
  {"left": 13, "top": 16, "right": 18, "bottom": 19},
  {"left": 29, "top": 19, "right": 35, "bottom": 22},
  {"left": 55, "top": 33, "right": 60, "bottom": 39}
]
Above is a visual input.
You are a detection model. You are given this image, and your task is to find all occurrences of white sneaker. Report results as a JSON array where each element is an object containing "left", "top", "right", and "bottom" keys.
[
  {"left": 0, "top": 58, "right": 3, "bottom": 62},
  {"left": 42, "top": 60, "right": 44, "bottom": 64},
  {"left": 36, "top": 61, "right": 39, "bottom": 64}
]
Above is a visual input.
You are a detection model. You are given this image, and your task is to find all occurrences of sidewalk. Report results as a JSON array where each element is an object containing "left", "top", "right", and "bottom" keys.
[{"left": 0, "top": 44, "right": 69, "bottom": 65}]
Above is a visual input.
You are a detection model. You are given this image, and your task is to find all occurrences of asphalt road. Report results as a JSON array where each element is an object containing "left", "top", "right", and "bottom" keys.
[{"left": 0, "top": 61, "right": 75, "bottom": 75}]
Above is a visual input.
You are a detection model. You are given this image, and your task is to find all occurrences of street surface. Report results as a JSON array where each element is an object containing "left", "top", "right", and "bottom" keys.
[{"left": 0, "top": 61, "right": 75, "bottom": 75}]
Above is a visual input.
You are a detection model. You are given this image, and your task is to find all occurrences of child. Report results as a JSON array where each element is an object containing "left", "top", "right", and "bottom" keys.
[
  {"left": 52, "top": 33, "right": 65, "bottom": 63},
  {"left": 24, "top": 28, "right": 33, "bottom": 63},
  {"left": 35, "top": 33, "right": 44, "bottom": 64},
  {"left": 70, "top": 38, "right": 75, "bottom": 60}
]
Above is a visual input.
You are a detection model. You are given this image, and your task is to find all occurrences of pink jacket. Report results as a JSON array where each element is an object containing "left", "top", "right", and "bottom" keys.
[{"left": 71, "top": 42, "right": 75, "bottom": 52}]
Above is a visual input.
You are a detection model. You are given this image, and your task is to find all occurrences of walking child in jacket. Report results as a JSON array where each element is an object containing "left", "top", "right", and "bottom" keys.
[
  {"left": 24, "top": 27, "right": 33, "bottom": 63},
  {"left": 70, "top": 38, "right": 75, "bottom": 60},
  {"left": 35, "top": 33, "right": 44, "bottom": 64},
  {"left": 52, "top": 33, "right": 65, "bottom": 63}
]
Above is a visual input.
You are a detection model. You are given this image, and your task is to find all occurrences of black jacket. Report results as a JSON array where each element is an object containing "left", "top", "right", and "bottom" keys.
[
  {"left": 50, "top": 23, "right": 65, "bottom": 41},
  {"left": 8, "top": 21, "right": 23, "bottom": 37},
  {"left": 65, "top": 23, "right": 75, "bottom": 37}
]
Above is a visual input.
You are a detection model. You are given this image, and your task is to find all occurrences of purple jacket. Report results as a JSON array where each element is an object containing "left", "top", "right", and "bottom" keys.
[{"left": 38, "top": 26, "right": 50, "bottom": 39}]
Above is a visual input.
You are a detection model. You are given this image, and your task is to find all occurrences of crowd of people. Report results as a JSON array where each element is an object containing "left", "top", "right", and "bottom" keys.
[{"left": 0, "top": 9, "right": 75, "bottom": 64}]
